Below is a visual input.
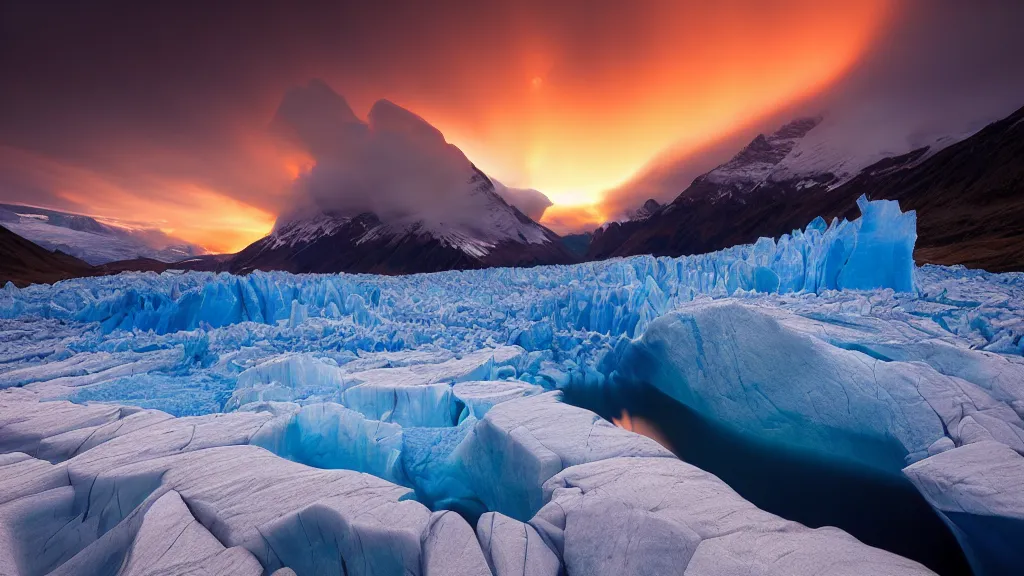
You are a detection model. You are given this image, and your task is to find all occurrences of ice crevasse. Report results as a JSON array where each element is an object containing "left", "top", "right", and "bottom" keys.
[{"left": 0, "top": 196, "right": 1022, "bottom": 575}]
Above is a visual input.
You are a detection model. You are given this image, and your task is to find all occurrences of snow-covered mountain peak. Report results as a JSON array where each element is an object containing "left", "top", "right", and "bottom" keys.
[
  {"left": 701, "top": 116, "right": 822, "bottom": 188},
  {"left": 271, "top": 167, "right": 553, "bottom": 259},
  {"left": 268, "top": 211, "right": 353, "bottom": 250},
  {"left": 765, "top": 101, "right": 1014, "bottom": 186},
  {"left": 683, "top": 111, "right": 975, "bottom": 202},
  {"left": 771, "top": 116, "right": 822, "bottom": 140}
]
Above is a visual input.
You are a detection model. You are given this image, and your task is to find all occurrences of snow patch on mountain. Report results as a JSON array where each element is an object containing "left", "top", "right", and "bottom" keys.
[
  {"left": 702, "top": 117, "right": 822, "bottom": 188},
  {"left": 267, "top": 212, "right": 353, "bottom": 250},
  {"left": 772, "top": 131, "right": 959, "bottom": 187},
  {"left": 0, "top": 204, "right": 205, "bottom": 264}
]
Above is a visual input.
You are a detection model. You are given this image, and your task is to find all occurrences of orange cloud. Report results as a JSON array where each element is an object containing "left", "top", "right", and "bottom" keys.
[
  {"left": 58, "top": 184, "right": 275, "bottom": 254},
  {"left": 281, "top": 149, "right": 316, "bottom": 180},
  {"left": 1, "top": 146, "right": 275, "bottom": 254},
  {"left": 540, "top": 203, "right": 608, "bottom": 235},
  {"left": 0, "top": 1, "right": 896, "bottom": 246},
  {"left": 414, "top": 1, "right": 893, "bottom": 210}
]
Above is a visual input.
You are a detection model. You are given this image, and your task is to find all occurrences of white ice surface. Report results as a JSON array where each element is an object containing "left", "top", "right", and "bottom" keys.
[{"left": 1, "top": 199, "right": 1021, "bottom": 575}]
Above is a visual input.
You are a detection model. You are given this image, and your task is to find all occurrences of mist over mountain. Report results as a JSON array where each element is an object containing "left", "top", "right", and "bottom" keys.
[
  {"left": 272, "top": 80, "right": 507, "bottom": 232},
  {"left": 490, "top": 182, "right": 553, "bottom": 221},
  {"left": 0, "top": 203, "right": 205, "bottom": 265},
  {"left": 588, "top": 102, "right": 1024, "bottom": 272},
  {"left": 600, "top": 0, "right": 1024, "bottom": 220},
  {"left": 226, "top": 80, "right": 575, "bottom": 274}
]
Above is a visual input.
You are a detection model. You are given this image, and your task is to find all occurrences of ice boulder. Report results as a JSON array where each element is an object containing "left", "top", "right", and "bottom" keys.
[
  {"left": 0, "top": 395, "right": 136, "bottom": 457},
  {"left": 227, "top": 353, "right": 351, "bottom": 409},
  {"left": 532, "top": 457, "right": 934, "bottom": 576},
  {"left": 476, "top": 512, "right": 560, "bottom": 576},
  {"left": 0, "top": 452, "right": 69, "bottom": 506},
  {"left": 760, "top": 309, "right": 1024, "bottom": 413},
  {"left": 838, "top": 196, "right": 917, "bottom": 293},
  {"left": 904, "top": 441, "right": 1024, "bottom": 576},
  {"left": 450, "top": 392, "right": 673, "bottom": 521},
  {"left": 36, "top": 408, "right": 174, "bottom": 464},
  {"left": 118, "top": 490, "right": 264, "bottom": 576},
  {"left": 616, "top": 301, "right": 1020, "bottom": 469},
  {"left": 420, "top": 511, "right": 491, "bottom": 576},
  {"left": 341, "top": 381, "right": 456, "bottom": 428}
]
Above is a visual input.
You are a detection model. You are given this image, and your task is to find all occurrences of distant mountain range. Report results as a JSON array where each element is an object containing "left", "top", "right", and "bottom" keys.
[
  {"left": 0, "top": 204, "right": 205, "bottom": 265},
  {"left": 589, "top": 104, "right": 1024, "bottom": 272},
  {"left": 4, "top": 96, "right": 1023, "bottom": 286}
]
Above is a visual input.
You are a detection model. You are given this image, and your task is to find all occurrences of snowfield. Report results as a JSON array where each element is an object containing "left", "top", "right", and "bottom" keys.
[{"left": 1, "top": 197, "right": 1022, "bottom": 576}]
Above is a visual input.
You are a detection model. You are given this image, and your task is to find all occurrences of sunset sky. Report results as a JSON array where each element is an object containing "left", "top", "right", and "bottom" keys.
[{"left": 1, "top": 0, "right": 1022, "bottom": 252}]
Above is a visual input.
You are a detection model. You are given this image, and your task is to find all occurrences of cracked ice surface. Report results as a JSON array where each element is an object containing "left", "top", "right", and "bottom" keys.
[{"left": 1, "top": 198, "right": 1022, "bottom": 575}]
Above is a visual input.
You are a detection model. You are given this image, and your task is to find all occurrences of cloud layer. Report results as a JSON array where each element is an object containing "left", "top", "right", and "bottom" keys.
[
  {"left": 272, "top": 80, "right": 550, "bottom": 232},
  {"left": 0, "top": 0, "right": 1021, "bottom": 242}
]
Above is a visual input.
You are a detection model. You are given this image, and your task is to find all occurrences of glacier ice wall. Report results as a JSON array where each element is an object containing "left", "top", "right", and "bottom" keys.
[
  {"left": 1, "top": 197, "right": 1023, "bottom": 576},
  {"left": 1, "top": 195, "right": 919, "bottom": 341}
]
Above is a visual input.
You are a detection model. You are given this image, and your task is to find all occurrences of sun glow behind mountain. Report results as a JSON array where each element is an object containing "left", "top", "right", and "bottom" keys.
[
  {"left": 309, "top": 1, "right": 891, "bottom": 234},
  {"left": 0, "top": 0, "right": 895, "bottom": 250},
  {"left": 423, "top": 1, "right": 892, "bottom": 224}
]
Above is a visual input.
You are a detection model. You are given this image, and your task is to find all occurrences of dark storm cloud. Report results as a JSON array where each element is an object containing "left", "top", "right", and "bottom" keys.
[
  {"left": 0, "top": 0, "right": 650, "bottom": 149},
  {"left": 825, "top": 0, "right": 1024, "bottom": 110}
]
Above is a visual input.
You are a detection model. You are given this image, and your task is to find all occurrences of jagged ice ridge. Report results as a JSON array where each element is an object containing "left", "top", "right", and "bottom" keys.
[{"left": 1, "top": 196, "right": 1022, "bottom": 575}]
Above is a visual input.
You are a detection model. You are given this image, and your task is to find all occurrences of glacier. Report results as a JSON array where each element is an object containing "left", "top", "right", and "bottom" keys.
[{"left": 1, "top": 196, "right": 1022, "bottom": 575}]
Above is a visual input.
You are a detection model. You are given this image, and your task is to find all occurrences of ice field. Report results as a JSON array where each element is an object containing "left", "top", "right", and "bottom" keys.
[{"left": 1, "top": 197, "right": 1022, "bottom": 576}]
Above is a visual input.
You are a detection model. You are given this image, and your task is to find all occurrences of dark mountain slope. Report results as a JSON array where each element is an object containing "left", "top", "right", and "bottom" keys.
[
  {"left": 588, "top": 105, "right": 1024, "bottom": 271},
  {"left": 843, "top": 106, "right": 1024, "bottom": 271},
  {"left": 0, "top": 225, "right": 96, "bottom": 287}
]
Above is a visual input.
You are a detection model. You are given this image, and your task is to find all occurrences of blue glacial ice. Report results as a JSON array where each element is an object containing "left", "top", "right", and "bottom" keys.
[
  {"left": 249, "top": 402, "right": 407, "bottom": 485},
  {"left": 1, "top": 196, "right": 1022, "bottom": 576}
]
